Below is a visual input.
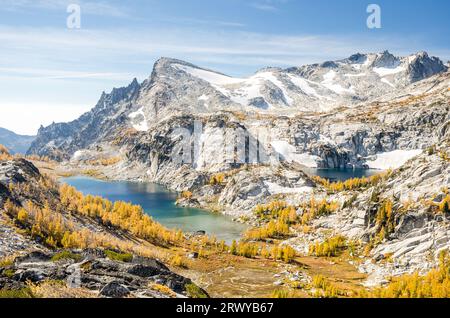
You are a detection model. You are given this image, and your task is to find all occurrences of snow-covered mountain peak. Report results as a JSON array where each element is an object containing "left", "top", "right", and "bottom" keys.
[
  {"left": 141, "top": 52, "right": 447, "bottom": 116},
  {"left": 371, "top": 50, "right": 400, "bottom": 68}
]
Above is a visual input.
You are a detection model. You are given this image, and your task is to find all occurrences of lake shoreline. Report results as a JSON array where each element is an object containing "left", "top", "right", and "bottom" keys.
[{"left": 61, "top": 175, "right": 248, "bottom": 244}]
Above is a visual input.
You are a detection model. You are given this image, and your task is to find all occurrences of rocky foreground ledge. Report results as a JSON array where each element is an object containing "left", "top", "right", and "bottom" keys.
[{"left": 0, "top": 249, "right": 208, "bottom": 298}]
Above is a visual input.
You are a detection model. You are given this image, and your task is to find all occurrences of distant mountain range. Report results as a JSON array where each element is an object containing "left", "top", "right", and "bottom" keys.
[{"left": 0, "top": 127, "right": 35, "bottom": 154}]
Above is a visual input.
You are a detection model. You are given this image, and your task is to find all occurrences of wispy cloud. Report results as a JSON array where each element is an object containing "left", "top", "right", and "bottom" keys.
[
  {"left": 0, "top": 22, "right": 448, "bottom": 134},
  {"left": 0, "top": 0, "right": 129, "bottom": 17},
  {"left": 0, "top": 25, "right": 442, "bottom": 76},
  {"left": 163, "top": 17, "right": 246, "bottom": 28},
  {"left": 250, "top": 0, "right": 288, "bottom": 12},
  {"left": 0, "top": 67, "right": 134, "bottom": 81},
  {"left": 250, "top": 3, "right": 278, "bottom": 12}
]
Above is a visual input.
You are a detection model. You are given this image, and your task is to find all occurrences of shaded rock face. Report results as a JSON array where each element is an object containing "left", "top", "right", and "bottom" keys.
[
  {"left": 0, "top": 249, "right": 208, "bottom": 298},
  {"left": 0, "top": 183, "right": 11, "bottom": 206},
  {"left": 100, "top": 281, "right": 130, "bottom": 298},
  {"left": 27, "top": 79, "right": 141, "bottom": 160},
  {"left": 0, "top": 159, "right": 43, "bottom": 210},
  {"left": 408, "top": 52, "right": 447, "bottom": 83},
  {"left": 127, "top": 261, "right": 169, "bottom": 278},
  {"left": 0, "top": 158, "right": 41, "bottom": 185},
  {"left": 371, "top": 50, "right": 400, "bottom": 68}
]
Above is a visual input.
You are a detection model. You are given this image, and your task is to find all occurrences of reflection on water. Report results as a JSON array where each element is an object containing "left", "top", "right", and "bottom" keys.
[{"left": 61, "top": 177, "right": 247, "bottom": 243}]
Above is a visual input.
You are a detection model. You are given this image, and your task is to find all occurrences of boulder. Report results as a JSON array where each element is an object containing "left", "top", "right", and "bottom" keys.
[{"left": 99, "top": 281, "right": 130, "bottom": 298}]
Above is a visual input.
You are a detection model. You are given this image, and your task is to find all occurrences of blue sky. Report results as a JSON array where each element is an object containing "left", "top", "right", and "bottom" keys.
[{"left": 1, "top": 0, "right": 449, "bottom": 134}]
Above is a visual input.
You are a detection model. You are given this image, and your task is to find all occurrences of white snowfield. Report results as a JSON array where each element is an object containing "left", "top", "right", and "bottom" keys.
[
  {"left": 373, "top": 65, "right": 405, "bottom": 77},
  {"left": 175, "top": 63, "right": 358, "bottom": 109},
  {"left": 264, "top": 181, "right": 313, "bottom": 195},
  {"left": 128, "top": 108, "right": 149, "bottom": 132},
  {"left": 72, "top": 150, "right": 89, "bottom": 161},
  {"left": 365, "top": 149, "right": 423, "bottom": 170},
  {"left": 271, "top": 140, "right": 319, "bottom": 168},
  {"left": 166, "top": 51, "right": 431, "bottom": 114},
  {"left": 321, "top": 70, "right": 355, "bottom": 95}
]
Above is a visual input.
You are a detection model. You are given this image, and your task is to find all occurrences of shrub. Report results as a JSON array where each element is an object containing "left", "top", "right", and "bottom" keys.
[
  {"left": 244, "top": 219, "right": 290, "bottom": 241},
  {"left": 170, "top": 255, "right": 187, "bottom": 268},
  {"left": 366, "top": 251, "right": 450, "bottom": 298},
  {"left": 230, "top": 240, "right": 238, "bottom": 255},
  {"left": 309, "top": 236, "right": 347, "bottom": 257},
  {"left": 236, "top": 241, "right": 259, "bottom": 258},
  {"left": 271, "top": 289, "right": 291, "bottom": 298},
  {"left": 300, "top": 197, "right": 339, "bottom": 225},
  {"left": 87, "top": 157, "right": 121, "bottom": 166},
  {"left": 0, "top": 255, "right": 15, "bottom": 267},
  {"left": 185, "top": 283, "right": 208, "bottom": 298},
  {"left": 269, "top": 245, "right": 296, "bottom": 263},
  {"left": 0, "top": 144, "right": 12, "bottom": 160},
  {"left": 374, "top": 199, "right": 395, "bottom": 239},
  {"left": 51, "top": 251, "right": 83, "bottom": 262},
  {"left": 439, "top": 195, "right": 450, "bottom": 215},
  {"left": 0, "top": 288, "right": 34, "bottom": 298},
  {"left": 104, "top": 250, "right": 133, "bottom": 263},
  {"left": 209, "top": 173, "right": 225, "bottom": 186},
  {"left": 313, "top": 171, "right": 391, "bottom": 194},
  {"left": 254, "top": 201, "right": 289, "bottom": 220},
  {"left": 150, "top": 284, "right": 176, "bottom": 297},
  {"left": 0, "top": 144, "right": 10, "bottom": 155},
  {"left": 180, "top": 191, "right": 193, "bottom": 200},
  {"left": 2, "top": 269, "right": 16, "bottom": 278},
  {"left": 311, "top": 275, "right": 342, "bottom": 298},
  {"left": 17, "top": 208, "right": 28, "bottom": 223}
]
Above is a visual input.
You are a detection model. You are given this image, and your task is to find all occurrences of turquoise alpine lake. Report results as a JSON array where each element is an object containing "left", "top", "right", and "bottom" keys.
[
  {"left": 60, "top": 170, "right": 377, "bottom": 243},
  {"left": 61, "top": 176, "right": 247, "bottom": 244}
]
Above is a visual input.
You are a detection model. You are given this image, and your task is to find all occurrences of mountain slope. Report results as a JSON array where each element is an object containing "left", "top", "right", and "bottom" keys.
[
  {"left": 27, "top": 79, "right": 140, "bottom": 160},
  {"left": 0, "top": 157, "right": 208, "bottom": 298},
  {"left": 28, "top": 51, "right": 447, "bottom": 161},
  {"left": 0, "top": 128, "right": 35, "bottom": 154}
]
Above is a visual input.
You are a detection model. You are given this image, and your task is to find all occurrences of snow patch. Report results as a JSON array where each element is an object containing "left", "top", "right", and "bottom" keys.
[
  {"left": 265, "top": 182, "right": 313, "bottom": 195},
  {"left": 381, "top": 78, "right": 395, "bottom": 88},
  {"left": 174, "top": 64, "right": 245, "bottom": 85},
  {"left": 271, "top": 140, "right": 319, "bottom": 168},
  {"left": 128, "top": 108, "right": 149, "bottom": 132},
  {"left": 344, "top": 73, "right": 366, "bottom": 77},
  {"left": 288, "top": 75, "right": 322, "bottom": 98},
  {"left": 373, "top": 66, "right": 405, "bottom": 77},
  {"left": 255, "top": 72, "right": 293, "bottom": 105},
  {"left": 365, "top": 149, "right": 422, "bottom": 170},
  {"left": 321, "top": 70, "right": 355, "bottom": 95},
  {"left": 71, "top": 150, "right": 91, "bottom": 162}
]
